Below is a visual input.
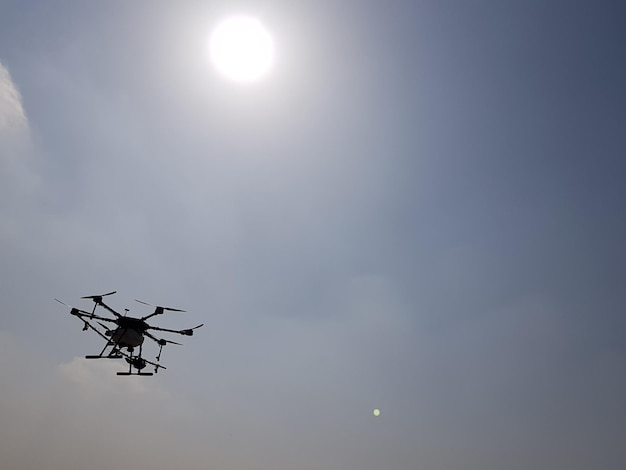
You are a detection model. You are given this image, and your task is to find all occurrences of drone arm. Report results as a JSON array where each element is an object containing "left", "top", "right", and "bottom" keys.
[
  {"left": 143, "top": 330, "right": 161, "bottom": 344},
  {"left": 148, "top": 325, "right": 188, "bottom": 335},
  {"left": 71, "top": 311, "right": 117, "bottom": 324},
  {"left": 135, "top": 300, "right": 186, "bottom": 321},
  {"left": 143, "top": 330, "right": 182, "bottom": 345},
  {"left": 70, "top": 308, "right": 95, "bottom": 317},
  {"left": 97, "top": 301, "right": 123, "bottom": 318},
  {"left": 144, "top": 331, "right": 182, "bottom": 363},
  {"left": 149, "top": 324, "right": 204, "bottom": 336},
  {"left": 140, "top": 311, "right": 162, "bottom": 322}
]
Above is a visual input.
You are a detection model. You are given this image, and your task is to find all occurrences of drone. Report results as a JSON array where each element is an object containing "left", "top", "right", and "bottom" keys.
[{"left": 55, "top": 291, "right": 203, "bottom": 376}]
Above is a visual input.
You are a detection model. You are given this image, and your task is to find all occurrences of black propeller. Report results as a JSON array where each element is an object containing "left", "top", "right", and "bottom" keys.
[
  {"left": 158, "top": 338, "right": 182, "bottom": 346},
  {"left": 135, "top": 299, "right": 186, "bottom": 320},
  {"left": 181, "top": 324, "right": 204, "bottom": 336},
  {"left": 81, "top": 291, "right": 117, "bottom": 303},
  {"left": 144, "top": 331, "right": 183, "bottom": 362},
  {"left": 135, "top": 299, "right": 186, "bottom": 312},
  {"left": 55, "top": 298, "right": 83, "bottom": 317},
  {"left": 148, "top": 323, "right": 204, "bottom": 336},
  {"left": 56, "top": 299, "right": 92, "bottom": 330}
]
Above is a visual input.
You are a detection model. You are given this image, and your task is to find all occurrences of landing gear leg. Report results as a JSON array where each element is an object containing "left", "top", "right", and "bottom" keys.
[{"left": 126, "top": 347, "right": 134, "bottom": 374}]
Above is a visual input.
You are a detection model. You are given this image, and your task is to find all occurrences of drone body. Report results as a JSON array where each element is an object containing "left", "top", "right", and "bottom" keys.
[{"left": 55, "top": 291, "right": 203, "bottom": 376}]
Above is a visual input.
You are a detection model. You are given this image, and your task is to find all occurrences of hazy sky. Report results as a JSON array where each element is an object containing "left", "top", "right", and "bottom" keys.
[{"left": 1, "top": 1, "right": 625, "bottom": 469}]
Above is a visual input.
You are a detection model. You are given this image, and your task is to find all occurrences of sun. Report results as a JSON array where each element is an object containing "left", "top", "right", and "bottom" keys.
[{"left": 209, "top": 16, "right": 274, "bottom": 82}]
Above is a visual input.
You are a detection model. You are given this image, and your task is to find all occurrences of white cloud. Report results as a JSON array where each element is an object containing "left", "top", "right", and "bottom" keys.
[
  {"left": 0, "top": 62, "right": 42, "bottom": 253},
  {"left": 0, "top": 62, "right": 27, "bottom": 131},
  {"left": 0, "top": 61, "right": 33, "bottom": 181},
  {"left": 57, "top": 356, "right": 171, "bottom": 398}
]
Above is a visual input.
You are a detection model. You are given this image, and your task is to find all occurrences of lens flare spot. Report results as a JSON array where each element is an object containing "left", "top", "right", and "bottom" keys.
[{"left": 209, "top": 16, "right": 274, "bottom": 82}]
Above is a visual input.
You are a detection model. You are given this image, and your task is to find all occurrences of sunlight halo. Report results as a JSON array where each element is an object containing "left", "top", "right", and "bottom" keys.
[{"left": 209, "top": 16, "right": 275, "bottom": 83}]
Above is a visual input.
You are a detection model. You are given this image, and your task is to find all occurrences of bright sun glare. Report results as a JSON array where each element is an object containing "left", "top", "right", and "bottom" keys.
[{"left": 209, "top": 16, "right": 274, "bottom": 82}]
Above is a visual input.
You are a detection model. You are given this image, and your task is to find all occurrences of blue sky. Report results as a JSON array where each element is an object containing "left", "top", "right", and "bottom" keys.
[{"left": 1, "top": 1, "right": 625, "bottom": 469}]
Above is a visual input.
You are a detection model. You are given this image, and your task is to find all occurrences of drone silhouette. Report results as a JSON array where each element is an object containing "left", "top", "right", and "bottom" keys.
[{"left": 55, "top": 291, "right": 203, "bottom": 376}]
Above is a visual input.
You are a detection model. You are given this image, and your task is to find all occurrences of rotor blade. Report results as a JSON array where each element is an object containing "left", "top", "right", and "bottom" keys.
[
  {"left": 164, "top": 339, "right": 182, "bottom": 345},
  {"left": 54, "top": 298, "right": 71, "bottom": 308},
  {"left": 55, "top": 299, "right": 97, "bottom": 317},
  {"left": 135, "top": 299, "right": 186, "bottom": 312},
  {"left": 148, "top": 325, "right": 185, "bottom": 334},
  {"left": 81, "top": 291, "right": 117, "bottom": 300},
  {"left": 144, "top": 331, "right": 183, "bottom": 346},
  {"left": 148, "top": 324, "right": 200, "bottom": 336},
  {"left": 143, "top": 330, "right": 163, "bottom": 344},
  {"left": 178, "top": 324, "right": 204, "bottom": 336}
]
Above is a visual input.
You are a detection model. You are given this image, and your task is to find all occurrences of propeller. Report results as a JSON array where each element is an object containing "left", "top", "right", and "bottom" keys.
[
  {"left": 144, "top": 330, "right": 182, "bottom": 346},
  {"left": 55, "top": 299, "right": 91, "bottom": 330},
  {"left": 147, "top": 323, "right": 204, "bottom": 337},
  {"left": 143, "top": 331, "right": 183, "bottom": 362},
  {"left": 135, "top": 299, "right": 186, "bottom": 312},
  {"left": 81, "top": 291, "right": 117, "bottom": 302},
  {"left": 80, "top": 291, "right": 117, "bottom": 316},
  {"left": 135, "top": 299, "right": 186, "bottom": 320},
  {"left": 158, "top": 338, "right": 182, "bottom": 346},
  {"left": 181, "top": 324, "right": 204, "bottom": 336},
  {"left": 55, "top": 298, "right": 72, "bottom": 308},
  {"left": 55, "top": 298, "right": 82, "bottom": 316}
]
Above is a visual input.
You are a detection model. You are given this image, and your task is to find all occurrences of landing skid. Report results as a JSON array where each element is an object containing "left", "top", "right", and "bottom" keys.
[
  {"left": 85, "top": 354, "right": 122, "bottom": 359},
  {"left": 117, "top": 372, "right": 153, "bottom": 376}
]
